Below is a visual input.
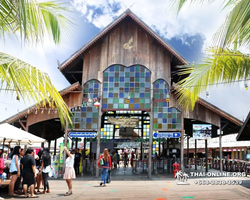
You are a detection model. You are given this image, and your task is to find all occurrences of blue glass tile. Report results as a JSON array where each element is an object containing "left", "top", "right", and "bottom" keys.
[
  {"left": 135, "top": 72, "right": 140, "bottom": 77},
  {"left": 89, "top": 88, "right": 93, "bottom": 92},
  {"left": 108, "top": 93, "right": 113, "bottom": 98},
  {"left": 145, "top": 83, "right": 150, "bottom": 88},
  {"left": 110, "top": 66, "right": 114, "bottom": 71},
  {"left": 172, "top": 118, "right": 176, "bottom": 124},
  {"left": 168, "top": 108, "right": 172, "bottom": 112},
  {"left": 92, "top": 124, "right": 97, "bottom": 129},
  {"left": 119, "top": 98, "right": 124, "bottom": 103},
  {"left": 146, "top": 72, "right": 150, "bottom": 77},
  {"left": 124, "top": 104, "right": 129, "bottom": 109},
  {"left": 145, "top": 99, "right": 150, "bottom": 103},
  {"left": 102, "top": 104, "right": 108, "bottom": 109},
  {"left": 81, "top": 107, "right": 86, "bottom": 112},
  {"left": 108, "top": 98, "right": 113, "bottom": 103},
  {"left": 163, "top": 102, "right": 168, "bottom": 107},
  {"left": 93, "top": 94, "right": 98, "bottom": 98},
  {"left": 103, "top": 93, "right": 108, "bottom": 98},
  {"left": 135, "top": 93, "right": 139, "bottom": 98},
  {"left": 134, "top": 104, "right": 140, "bottom": 109},
  {"left": 140, "top": 78, "right": 145, "bottom": 82},
  {"left": 119, "top": 93, "right": 124, "bottom": 98},
  {"left": 130, "top": 98, "right": 134, "bottom": 103},
  {"left": 104, "top": 88, "right": 108, "bottom": 91},
  {"left": 120, "top": 77, "right": 124, "bottom": 82},
  {"left": 86, "top": 118, "right": 92, "bottom": 123},
  {"left": 163, "top": 118, "right": 167, "bottom": 123},
  {"left": 140, "top": 93, "right": 145, "bottom": 98},
  {"left": 130, "top": 83, "right": 134, "bottom": 87},
  {"left": 94, "top": 84, "right": 99, "bottom": 88},
  {"left": 125, "top": 88, "right": 129, "bottom": 92},
  {"left": 154, "top": 113, "right": 158, "bottom": 118},
  {"left": 155, "top": 84, "right": 159, "bottom": 88},
  {"left": 130, "top": 66, "right": 135, "bottom": 72},
  {"left": 120, "top": 82, "right": 124, "bottom": 87},
  {"left": 158, "top": 113, "right": 162, "bottom": 118},
  {"left": 120, "top": 72, "right": 124, "bottom": 77},
  {"left": 113, "top": 104, "right": 118, "bottom": 109},
  {"left": 159, "top": 79, "right": 164, "bottom": 84},
  {"left": 165, "top": 89, "right": 168, "bottom": 93},
  {"left": 153, "top": 145, "right": 156, "bottom": 148},
  {"left": 125, "top": 77, "right": 130, "bottom": 82},
  {"left": 109, "top": 77, "right": 114, "bottom": 82}
]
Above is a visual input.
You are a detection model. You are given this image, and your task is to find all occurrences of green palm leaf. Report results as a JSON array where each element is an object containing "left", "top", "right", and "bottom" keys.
[
  {"left": 0, "top": 51, "right": 71, "bottom": 126},
  {"left": 175, "top": 48, "right": 250, "bottom": 110}
]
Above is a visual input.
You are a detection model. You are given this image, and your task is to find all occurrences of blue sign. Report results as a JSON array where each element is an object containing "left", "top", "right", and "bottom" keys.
[
  {"left": 153, "top": 132, "right": 181, "bottom": 138},
  {"left": 68, "top": 132, "right": 97, "bottom": 138},
  {"left": 246, "top": 154, "right": 250, "bottom": 159}
]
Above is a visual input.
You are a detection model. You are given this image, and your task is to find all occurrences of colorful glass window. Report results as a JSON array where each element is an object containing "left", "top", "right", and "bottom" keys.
[
  {"left": 102, "top": 65, "right": 151, "bottom": 110},
  {"left": 153, "top": 79, "right": 181, "bottom": 130},
  {"left": 69, "top": 79, "right": 100, "bottom": 130}
]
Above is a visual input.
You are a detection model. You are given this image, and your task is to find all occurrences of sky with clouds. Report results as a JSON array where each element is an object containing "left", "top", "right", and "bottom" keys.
[{"left": 0, "top": 0, "right": 250, "bottom": 123}]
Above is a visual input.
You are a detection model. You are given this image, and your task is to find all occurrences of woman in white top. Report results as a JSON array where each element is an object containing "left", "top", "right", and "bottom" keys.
[
  {"left": 8, "top": 146, "right": 21, "bottom": 197},
  {"left": 63, "top": 146, "right": 75, "bottom": 196}
]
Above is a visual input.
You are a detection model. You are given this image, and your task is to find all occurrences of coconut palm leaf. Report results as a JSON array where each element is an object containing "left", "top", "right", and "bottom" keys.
[
  {"left": 174, "top": 48, "right": 250, "bottom": 110},
  {"left": 0, "top": 51, "right": 71, "bottom": 126},
  {"left": 0, "top": 0, "right": 74, "bottom": 44}
]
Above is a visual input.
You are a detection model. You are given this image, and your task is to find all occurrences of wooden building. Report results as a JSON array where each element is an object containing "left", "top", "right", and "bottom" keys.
[{"left": 1, "top": 9, "right": 243, "bottom": 177}]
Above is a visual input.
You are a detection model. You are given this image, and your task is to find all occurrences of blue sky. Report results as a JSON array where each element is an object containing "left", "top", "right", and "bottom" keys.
[{"left": 0, "top": 0, "right": 250, "bottom": 122}]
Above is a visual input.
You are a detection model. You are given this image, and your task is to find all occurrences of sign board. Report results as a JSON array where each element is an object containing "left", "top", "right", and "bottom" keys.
[
  {"left": 153, "top": 132, "right": 181, "bottom": 138},
  {"left": 68, "top": 132, "right": 97, "bottom": 138},
  {"left": 193, "top": 124, "right": 212, "bottom": 139},
  {"left": 246, "top": 154, "right": 250, "bottom": 159},
  {"left": 108, "top": 117, "right": 139, "bottom": 127}
]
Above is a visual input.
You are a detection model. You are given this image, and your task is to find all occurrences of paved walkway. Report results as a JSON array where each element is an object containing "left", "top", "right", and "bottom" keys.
[{"left": 1, "top": 173, "right": 250, "bottom": 200}]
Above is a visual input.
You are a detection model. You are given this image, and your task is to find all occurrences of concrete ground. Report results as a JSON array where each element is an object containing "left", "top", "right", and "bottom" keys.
[{"left": 1, "top": 168, "right": 250, "bottom": 200}]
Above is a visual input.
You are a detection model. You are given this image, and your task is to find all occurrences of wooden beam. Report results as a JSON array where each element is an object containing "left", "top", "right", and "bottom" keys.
[{"left": 65, "top": 71, "right": 83, "bottom": 74}]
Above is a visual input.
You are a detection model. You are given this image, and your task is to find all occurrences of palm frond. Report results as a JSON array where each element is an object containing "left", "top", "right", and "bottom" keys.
[
  {"left": 0, "top": 51, "right": 71, "bottom": 127},
  {"left": 175, "top": 47, "right": 250, "bottom": 110},
  {"left": 0, "top": 0, "right": 75, "bottom": 44}
]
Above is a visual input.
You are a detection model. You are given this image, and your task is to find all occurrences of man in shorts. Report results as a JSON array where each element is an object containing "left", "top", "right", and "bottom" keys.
[{"left": 20, "top": 148, "right": 38, "bottom": 198}]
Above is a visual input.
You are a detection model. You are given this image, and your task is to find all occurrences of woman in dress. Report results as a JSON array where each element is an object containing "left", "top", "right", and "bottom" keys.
[
  {"left": 97, "top": 148, "right": 111, "bottom": 187},
  {"left": 0, "top": 149, "right": 5, "bottom": 199},
  {"left": 8, "top": 146, "right": 21, "bottom": 197},
  {"left": 40, "top": 148, "right": 52, "bottom": 194},
  {"left": 63, "top": 146, "right": 75, "bottom": 196}
]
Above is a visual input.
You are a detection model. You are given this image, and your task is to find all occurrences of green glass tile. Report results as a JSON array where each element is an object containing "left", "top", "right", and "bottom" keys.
[
  {"left": 135, "top": 78, "right": 140, "bottom": 82},
  {"left": 118, "top": 104, "right": 124, "bottom": 109},
  {"left": 154, "top": 108, "right": 158, "bottom": 112},
  {"left": 125, "top": 82, "right": 129, "bottom": 87},
  {"left": 172, "top": 124, "right": 176, "bottom": 129},
  {"left": 177, "top": 118, "right": 181, "bottom": 123},
  {"left": 104, "top": 83, "right": 108, "bottom": 87},
  {"left": 109, "top": 88, "right": 113, "bottom": 92},
  {"left": 125, "top": 72, "right": 130, "bottom": 77},
  {"left": 163, "top": 113, "right": 167, "bottom": 118},
  {"left": 115, "top": 77, "right": 119, "bottom": 82},
  {"left": 153, "top": 124, "right": 158, "bottom": 129},
  {"left": 155, "top": 94, "right": 160, "bottom": 99},
  {"left": 130, "top": 93, "right": 134, "bottom": 98},
  {"left": 158, "top": 102, "right": 163, "bottom": 107},
  {"left": 140, "top": 73, "right": 145, "bottom": 78},
  {"left": 135, "top": 88, "right": 140, "bottom": 92},
  {"left": 145, "top": 103, "right": 150, "bottom": 109},
  {"left": 140, "top": 98, "right": 145, "bottom": 103},
  {"left": 140, "top": 83, "right": 145, "bottom": 87},
  {"left": 145, "top": 93, "right": 150, "bottom": 98},
  {"left": 172, "top": 113, "right": 177, "bottom": 118},
  {"left": 114, "top": 98, "right": 119, "bottom": 103},
  {"left": 93, "top": 113, "right": 98, "bottom": 118},
  {"left": 115, "top": 65, "right": 120, "bottom": 71},
  {"left": 104, "top": 72, "right": 109, "bottom": 77},
  {"left": 136, "top": 65, "right": 140, "bottom": 72},
  {"left": 159, "top": 89, "right": 164, "bottom": 94}
]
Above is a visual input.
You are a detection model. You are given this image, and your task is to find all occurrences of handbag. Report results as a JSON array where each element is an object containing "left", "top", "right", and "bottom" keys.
[{"left": 100, "top": 158, "right": 104, "bottom": 166}]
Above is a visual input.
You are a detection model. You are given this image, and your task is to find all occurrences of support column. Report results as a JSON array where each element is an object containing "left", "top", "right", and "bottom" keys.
[
  {"left": 96, "top": 96, "right": 103, "bottom": 177},
  {"left": 54, "top": 139, "right": 57, "bottom": 158},
  {"left": 148, "top": 87, "right": 154, "bottom": 178},
  {"left": 219, "top": 129, "right": 223, "bottom": 172},
  {"left": 195, "top": 139, "right": 197, "bottom": 170},
  {"left": 205, "top": 139, "right": 208, "bottom": 172},
  {"left": 180, "top": 114, "right": 184, "bottom": 171},
  {"left": 63, "top": 120, "right": 69, "bottom": 173},
  {"left": 187, "top": 136, "right": 189, "bottom": 167}
]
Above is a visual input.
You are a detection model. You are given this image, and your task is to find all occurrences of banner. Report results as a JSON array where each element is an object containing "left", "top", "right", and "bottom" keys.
[{"left": 108, "top": 117, "right": 139, "bottom": 127}]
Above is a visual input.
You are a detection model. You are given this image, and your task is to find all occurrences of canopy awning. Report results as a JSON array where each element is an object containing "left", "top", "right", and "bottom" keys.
[{"left": 0, "top": 123, "right": 45, "bottom": 144}]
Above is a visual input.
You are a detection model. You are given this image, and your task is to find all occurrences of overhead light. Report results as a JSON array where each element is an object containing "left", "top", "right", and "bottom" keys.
[
  {"left": 35, "top": 109, "right": 37, "bottom": 114},
  {"left": 206, "top": 91, "right": 209, "bottom": 98},
  {"left": 48, "top": 109, "right": 51, "bottom": 114},
  {"left": 41, "top": 109, "right": 44, "bottom": 114}
]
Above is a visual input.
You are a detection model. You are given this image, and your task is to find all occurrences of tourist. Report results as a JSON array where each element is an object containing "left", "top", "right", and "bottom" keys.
[
  {"left": 63, "top": 146, "right": 75, "bottom": 196},
  {"left": 40, "top": 148, "right": 52, "bottom": 194},
  {"left": 0, "top": 149, "right": 5, "bottom": 199},
  {"left": 8, "top": 146, "right": 21, "bottom": 197},
  {"left": 98, "top": 148, "right": 111, "bottom": 187},
  {"left": 8, "top": 148, "right": 13, "bottom": 160},
  {"left": 35, "top": 148, "right": 43, "bottom": 193},
  {"left": 14, "top": 148, "right": 24, "bottom": 194},
  {"left": 21, "top": 148, "right": 38, "bottom": 198},
  {"left": 74, "top": 148, "right": 81, "bottom": 176}
]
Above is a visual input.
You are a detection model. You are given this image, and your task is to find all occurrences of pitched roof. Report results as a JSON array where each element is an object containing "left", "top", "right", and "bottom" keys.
[
  {"left": 236, "top": 111, "right": 250, "bottom": 141},
  {"left": 0, "top": 82, "right": 82, "bottom": 124},
  {"left": 59, "top": 9, "right": 188, "bottom": 71}
]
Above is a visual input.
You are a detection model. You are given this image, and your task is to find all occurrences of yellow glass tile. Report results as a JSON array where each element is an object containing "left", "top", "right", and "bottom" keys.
[
  {"left": 143, "top": 133, "right": 146, "bottom": 136},
  {"left": 156, "top": 148, "right": 159, "bottom": 151},
  {"left": 131, "top": 111, "right": 134, "bottom": 113},
  {"left": 147, "top": 125, "right": 150, "bottom": 128},
  {"left": 101, "top": 128, "right": 104, "bottom": 131}
]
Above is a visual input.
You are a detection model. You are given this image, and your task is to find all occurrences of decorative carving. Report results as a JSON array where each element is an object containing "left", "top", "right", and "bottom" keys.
[{"left": 123, "top": 37, "right": 133, "bottom": 49}]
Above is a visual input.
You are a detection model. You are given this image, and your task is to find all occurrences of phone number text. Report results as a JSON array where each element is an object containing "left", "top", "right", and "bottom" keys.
[{"left": 194, "top": 180, "right": 242, "bottom": 185}]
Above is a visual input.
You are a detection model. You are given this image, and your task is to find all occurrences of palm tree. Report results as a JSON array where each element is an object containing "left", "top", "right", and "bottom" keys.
[
  {"left": 170, "top": 0, "right": 250, "bottom": 110},
  {"left": 0, "top": 0, "right": 74, "bottom": 126}
]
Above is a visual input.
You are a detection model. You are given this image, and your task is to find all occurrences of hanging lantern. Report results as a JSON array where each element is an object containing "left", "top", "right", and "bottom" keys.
[{"left": 94, "top": 101, "right": 100, "bottom": 108}]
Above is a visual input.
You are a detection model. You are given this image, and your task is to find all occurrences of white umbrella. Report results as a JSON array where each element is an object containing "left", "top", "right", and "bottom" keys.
[{"left": 0, "top": 123, "right": 45, "bottom": 144}]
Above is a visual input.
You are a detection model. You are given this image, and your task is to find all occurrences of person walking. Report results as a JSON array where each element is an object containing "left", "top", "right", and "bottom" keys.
[
  {"left": 0, "top": 149, "right": 5, "bottom": 199},
  {"left": 73, "top": 149, "right": 81, "bottom": 176},
  {"left": 35, "top": 148, "right": 43, "bottom": 193},
  {"left": 8, "top": 146, "right": 21, "bottom": 197},
  {"left": 97, "top": 148, "right": 111, "bottom": 187},
  {"left": 40, "top": 148, "right": 52, "bottom": 194},
  {"left": 63, "top": 146, "right": 75, "bottom": 196},
  {"left": 20, "top": 148, "right": 38, "bottom": 198},
  {"left": 14, "top": 148, "right": 24, "bottom": 194}
]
